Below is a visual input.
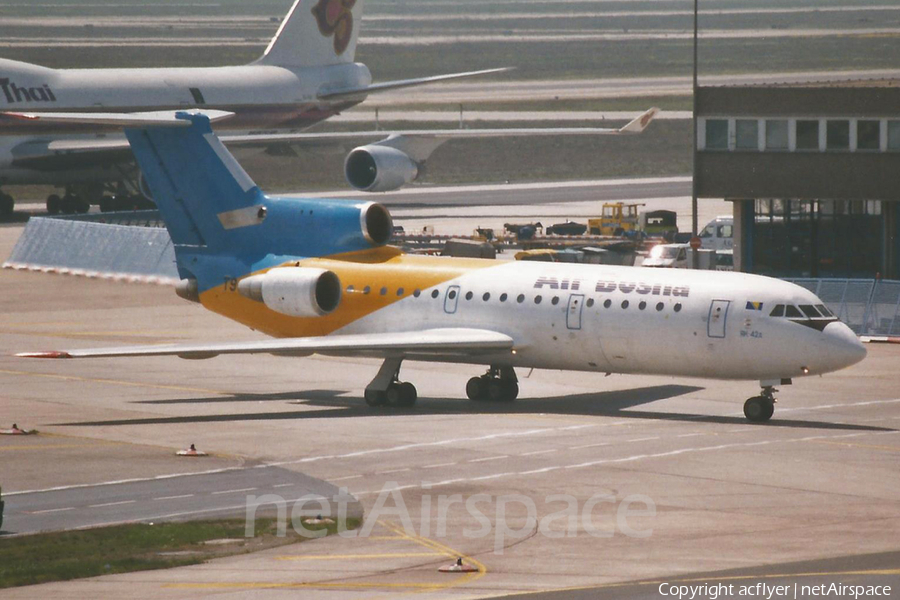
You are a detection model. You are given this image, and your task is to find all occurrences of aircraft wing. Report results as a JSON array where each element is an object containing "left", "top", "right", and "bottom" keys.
[
  {"left": 17, "top": 328, "right": 514, "bottom": 360},
  {"left": 316, "top": 67, "right": 513, "bottom": 102},
  {"left": 1, "top": 107, "right": 657, "bottom": 172}
]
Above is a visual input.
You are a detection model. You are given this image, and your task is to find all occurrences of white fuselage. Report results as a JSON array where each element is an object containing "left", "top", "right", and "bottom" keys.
[
  {"left": 336, "top": 261, "right": 866, "bottom": 382},
  {"left": 0, "top": 58, "right": 370, "bottom": 184}
]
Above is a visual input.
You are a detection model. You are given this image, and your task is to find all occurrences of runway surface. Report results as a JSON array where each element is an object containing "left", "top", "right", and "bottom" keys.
[
  {"left": 1, "top": 216, "right": 898, "bottom": 598},
  {"left": 4, "top": 464, "right": 356, "bottom": 536}
]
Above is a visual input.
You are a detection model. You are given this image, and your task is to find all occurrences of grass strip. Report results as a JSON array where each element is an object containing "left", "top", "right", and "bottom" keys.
[{"left": 0, "top": 517, "right": 359, "bottom": 589}]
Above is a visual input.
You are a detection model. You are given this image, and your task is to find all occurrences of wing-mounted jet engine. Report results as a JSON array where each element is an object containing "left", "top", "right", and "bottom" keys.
[{"left": 344, "top": 134, "right": 447, "bottom": 192}]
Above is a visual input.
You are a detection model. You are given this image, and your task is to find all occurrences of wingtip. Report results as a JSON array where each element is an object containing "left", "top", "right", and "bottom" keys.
[
  {"left": 16, "top": 351, "right": 73, "bottom": 359},
  {"left": 0, "top": 111, "right": 39, "bottom": 121}
]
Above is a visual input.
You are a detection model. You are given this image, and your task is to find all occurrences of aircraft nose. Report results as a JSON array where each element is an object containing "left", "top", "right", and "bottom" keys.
[{"left": 823, "top": 321, "right": 867, "bottom": 370}]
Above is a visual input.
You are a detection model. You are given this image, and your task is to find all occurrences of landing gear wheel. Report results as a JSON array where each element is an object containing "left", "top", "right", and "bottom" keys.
[
  {"left": 744, "top": 396, "right": 773, "bottom": 423},
  {"left": 365, "top": 389, "right": 387, "bottom": 407},
  {"left": 0, "top": 193, "right": 13, "bottom": 217},
  {"left": 46, "top": 194, "right": 61, "bottom": 215},
  {"left": 60, "top": 194, "right": 78, "bottom": 214},
  {"left": 502, "top": 380, "right": 519, "bottom": 402},
  {"left": 394, "top": 382, "right": 418, "bottom": 407},
  {"left": 487, "top": 379, "right": 507, "bottom": 402},
  {"left": 466, "top": 376, "right": 486, "bottom": 401}
]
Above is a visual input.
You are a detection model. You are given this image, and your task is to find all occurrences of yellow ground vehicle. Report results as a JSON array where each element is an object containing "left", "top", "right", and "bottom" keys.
[{"left": 588, "top": 202, "right": 642, "bottom": 236}]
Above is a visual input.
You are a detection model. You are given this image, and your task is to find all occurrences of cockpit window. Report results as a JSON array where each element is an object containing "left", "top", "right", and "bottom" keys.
[
  {"left": 799, "top": 304, "right": 822, "bottom": 318},
  {"left": 769, "top": 302, "right": 839, "bottom": 330},
  {"left": 816, "top": 304, "right": 835, "bottom": 318},
  {"left": 785, "top": 305, "right": 803, "bottom": 318}
]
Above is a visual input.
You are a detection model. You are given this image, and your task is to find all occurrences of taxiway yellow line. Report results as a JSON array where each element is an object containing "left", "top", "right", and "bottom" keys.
[
  {"left": 168, "top": 582, "right": 448, "bottom": 590},
  {"left": 167, "top": 522, "right": 488, "bottom": 593}
]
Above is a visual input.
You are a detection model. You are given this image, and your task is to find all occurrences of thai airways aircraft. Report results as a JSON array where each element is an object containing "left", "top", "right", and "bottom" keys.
[
  {"left": 13, "top": 111, "right": 866, "bottom": 423},
  {"left": 0, "top": 0, "right": 657, "bottom": 216}
]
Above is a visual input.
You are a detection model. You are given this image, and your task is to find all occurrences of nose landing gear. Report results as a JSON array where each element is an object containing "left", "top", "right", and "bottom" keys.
[
  {"left": 466, "top": 366, "right": 519, "bottom": 402},
  {"left": 744, "top": 386, "right": 776, "bottom": 423}
]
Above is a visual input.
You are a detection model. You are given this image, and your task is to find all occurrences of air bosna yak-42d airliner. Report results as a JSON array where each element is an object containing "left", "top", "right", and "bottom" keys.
[{"left": 12, "top": 111, "right": 866, "bottom": 423}]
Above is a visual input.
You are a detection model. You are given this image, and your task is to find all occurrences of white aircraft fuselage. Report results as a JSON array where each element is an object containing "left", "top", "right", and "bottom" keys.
[
  {"left": 236, "top": 258, "right": 866, "bottom": 383},
  {"left": 0, "top": 58, "right": 369, "bottom": 135}
]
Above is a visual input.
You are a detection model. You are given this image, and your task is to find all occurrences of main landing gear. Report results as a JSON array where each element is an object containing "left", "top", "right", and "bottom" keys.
[
  {"left": 363, "top": 361, "right": 521, "bottom": 408},
  {"left": 743, "top": 385, "right": 777, "bottom": 423},
  {"left": 45, "top": 183, "right": 155, "bottom": 216},
  {"left": 0, "top": 190, "right": 14, "bottom": 218},
  {"left": 466, "top": 366, "right": 519, "bottom": 403},
  {"left": 364, "top": 358, "right": 418, "bottom": 408}
]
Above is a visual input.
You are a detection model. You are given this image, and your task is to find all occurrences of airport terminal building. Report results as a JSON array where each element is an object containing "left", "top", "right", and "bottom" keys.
[{"left": 695, "top": 84, "right": 900, "bottom": 279}]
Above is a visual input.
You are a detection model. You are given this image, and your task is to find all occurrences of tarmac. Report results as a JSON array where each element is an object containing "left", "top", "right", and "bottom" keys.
[{"left": 1, "top": 210, "right": 899, "bottom": 598}]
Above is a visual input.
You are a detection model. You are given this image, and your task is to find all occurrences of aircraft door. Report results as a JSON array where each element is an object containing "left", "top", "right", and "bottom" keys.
[
  {"left": 566, "top": 294, "right": 584, "bottom": 330},
  {"left": 707, "top": 299, "right": 731, "bottom": 338},
  {"left": 444, "top": 285, "right": 460, "bottom": 314}
]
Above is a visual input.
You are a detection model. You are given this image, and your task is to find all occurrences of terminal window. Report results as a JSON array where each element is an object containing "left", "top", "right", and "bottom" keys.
[
  {"left": 752, "top": 199, "right": 883, "bottom": 278},
  {"left": 826, "top": 120, "right": 850, "bottom": 150},
  {"left": 795, "top": 120, "right": 819, "bottom": 150},
  {"left": 705, "top": 119, "right": 728, "bottom": 150},
  {"left": 888, "top": 121, "right": 900, "bottom": 150},
  {"left": 765, "top": 120, "right": 789, "bottom": 150},
  {"left": 735, "top": 119, "right": 758, "bottom": 150},
  {"left": 857, "top": 120, "right": 880, "bottom": 151}
]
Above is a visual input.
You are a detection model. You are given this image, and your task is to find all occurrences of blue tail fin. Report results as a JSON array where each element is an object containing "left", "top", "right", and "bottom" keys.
[{"left": 125, "top": 114, "right": 264, "bottom": 250}]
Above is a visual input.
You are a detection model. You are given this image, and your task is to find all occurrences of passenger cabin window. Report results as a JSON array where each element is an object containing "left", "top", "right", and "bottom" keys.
[
  {"left": 857, "top": 120, "right": 880, "bottom": 151},
  {"left": 765, "top": 120, "right": 789, "bottom": 150},
  {"left": 705, "top": 119, "right": 728, "bottom": 150},
  {"left": 796, "top": 120, "right": 820, "bottom": 151},
  {"left": 826, "top": 120, "right": 850, "bottom": 151}
]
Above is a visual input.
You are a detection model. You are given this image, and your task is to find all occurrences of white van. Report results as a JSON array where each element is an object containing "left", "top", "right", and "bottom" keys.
[
  {"left": 700, "top": 216, "right": 733, "bottom": 251},
  {"left": 642, "top": 243, "right": 715, "bottom": 269}
]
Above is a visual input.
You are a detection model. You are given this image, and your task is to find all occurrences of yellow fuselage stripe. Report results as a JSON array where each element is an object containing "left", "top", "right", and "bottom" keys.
[{"left": 199, "top": 247, "right": 498, "bottom": 338}]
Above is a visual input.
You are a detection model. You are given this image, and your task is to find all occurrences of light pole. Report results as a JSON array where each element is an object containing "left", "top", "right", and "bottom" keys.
[{"left": 691, "top": 0, "right": 700, "bottom": 269}]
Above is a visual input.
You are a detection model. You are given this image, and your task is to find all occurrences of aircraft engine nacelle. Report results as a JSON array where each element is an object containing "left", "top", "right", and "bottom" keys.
[
  {"left": 344, "top": 145, "right": 419, "bottom": 192},
  {"left": 237, "top": 267, "right": 341, "bottom": 318}
]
